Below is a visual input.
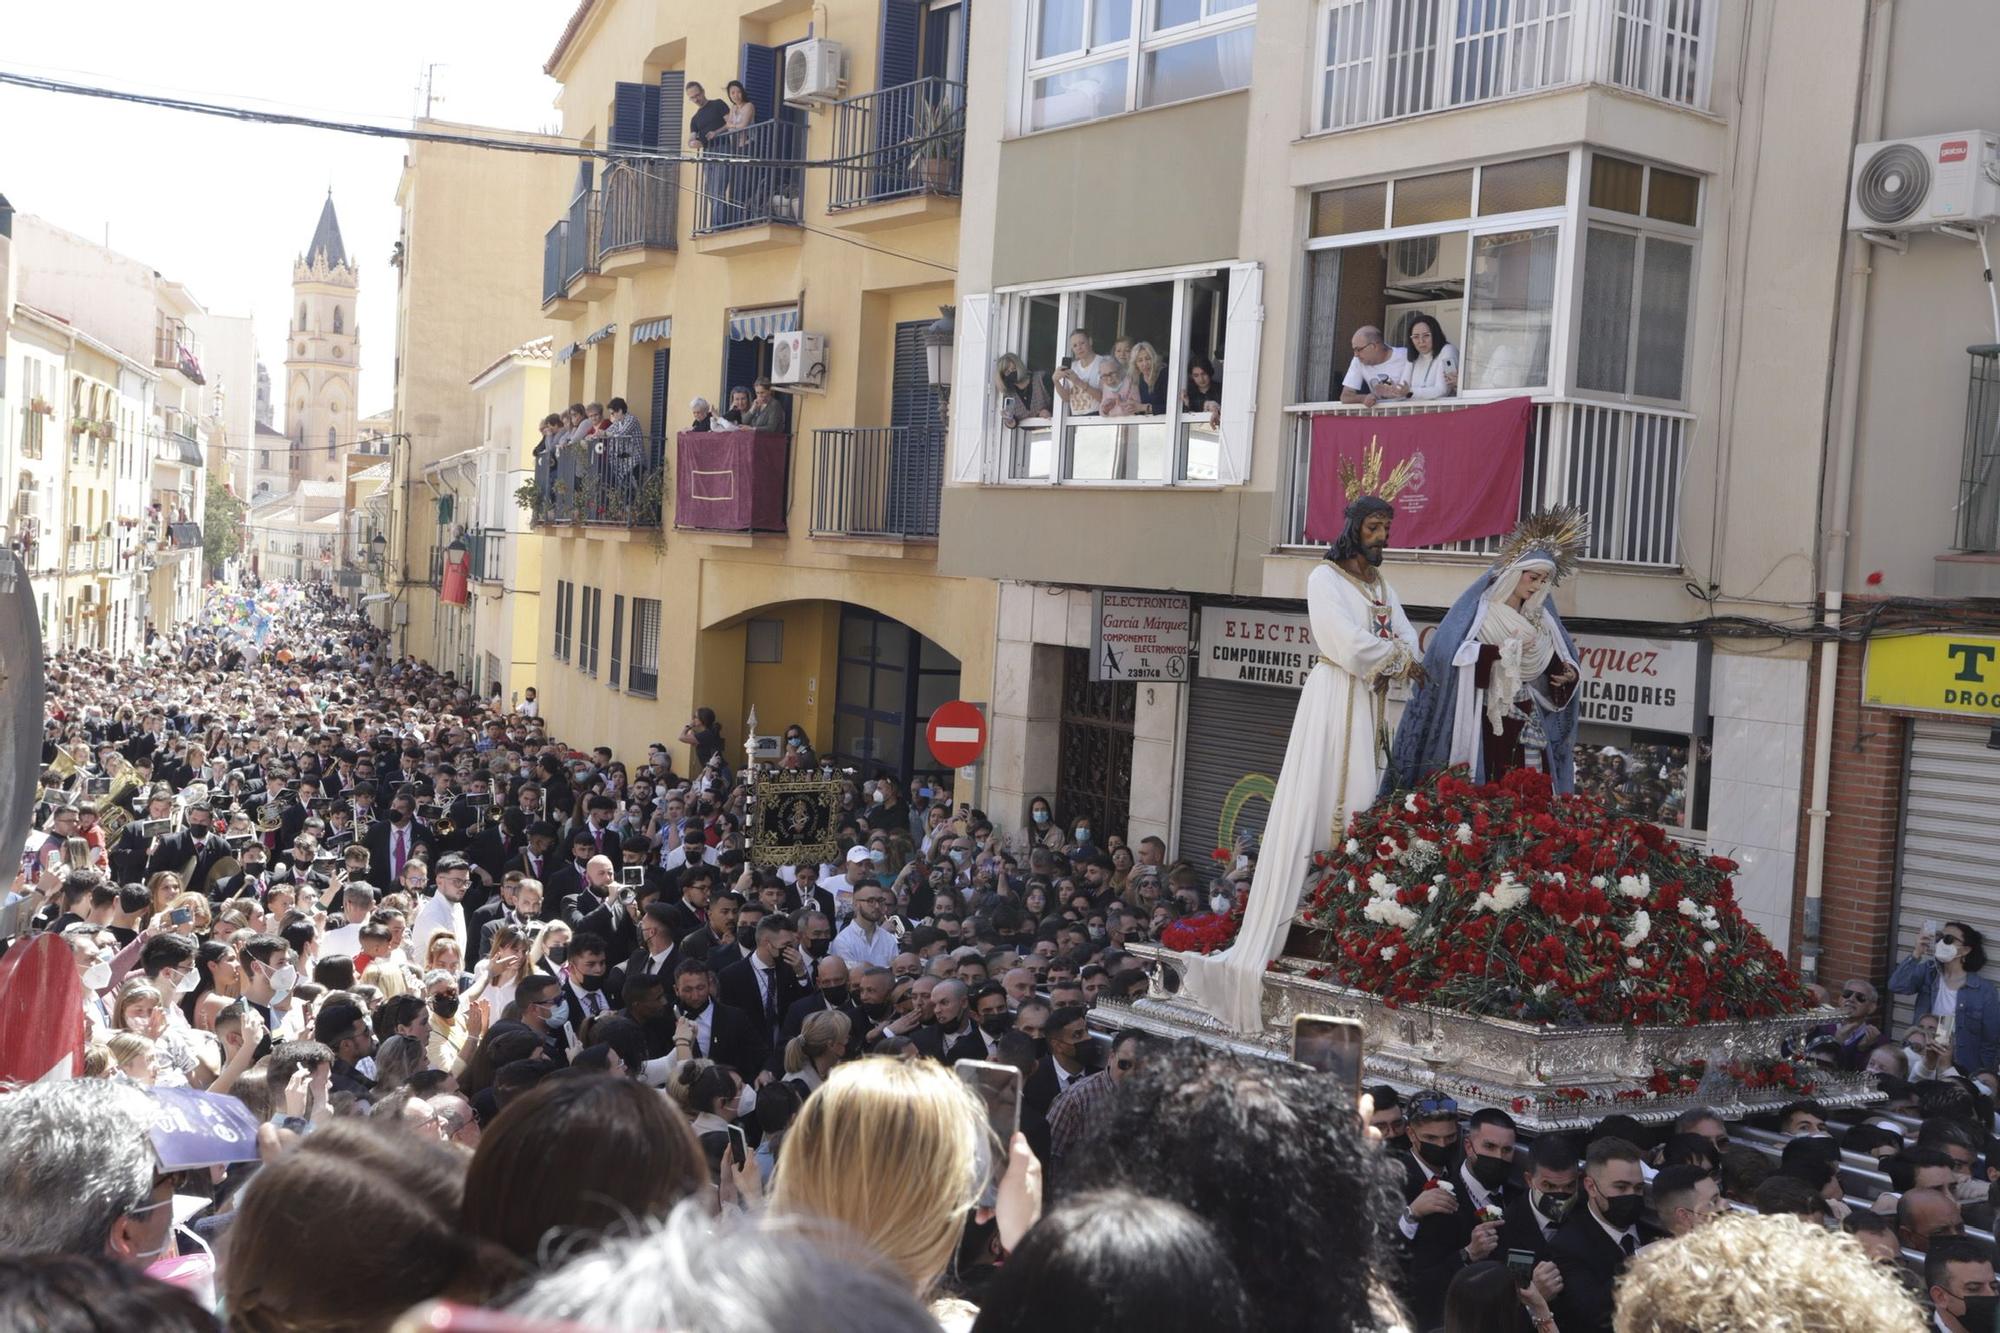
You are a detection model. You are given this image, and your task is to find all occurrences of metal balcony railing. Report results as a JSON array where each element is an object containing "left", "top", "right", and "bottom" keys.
[
  {"left": 1283, "top": 397, "right": 1688, "bottom": 567},
  {"left": 828, "top": 77, "right": 966, "bottom": 212},
  {"left": 561, "top": 191, "right": 600, "bottom": 289},
  {"left": 1958, "top": 345, "right": 2000, "bottom": 552},
  {"left": 542, "top": 219, "right": 567, "bottom": 305},
  {"left": 532, "top": 433, "right": 667, "bottom": 529},
  {"left": 466, "top": 528, "right": 506, "bottom": 582},
  {"left": 1317, "top": 0, "right": 1715, "bottom": 134},
  {"left": 811, "top": 427, "right": 943, "bottom": 539},
  {"left": 427, "top": 545, "right": 445, "bottom": 588},
  {"left": 599, "top": 160, "right": 678, "bottom": 258},
  {"left": 693, "top": 121, "right": 806, "bottom": 236}
]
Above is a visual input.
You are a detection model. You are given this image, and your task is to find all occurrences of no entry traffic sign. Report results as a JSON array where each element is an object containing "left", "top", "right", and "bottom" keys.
[{"left": 926, "top": 700, "right": 986, "bottom": 768}]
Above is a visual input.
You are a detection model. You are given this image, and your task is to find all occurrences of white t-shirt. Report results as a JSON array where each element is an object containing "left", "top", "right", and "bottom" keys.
[
  {"left": 1069, "top": 353, "right": 1115, "bottom": 391},
  {"left": 1934, "top": 981, "right": 1961, "bottom": 1022},
  {"left": 1341, "top": 347, "right": 1411, "bottom": 398}
]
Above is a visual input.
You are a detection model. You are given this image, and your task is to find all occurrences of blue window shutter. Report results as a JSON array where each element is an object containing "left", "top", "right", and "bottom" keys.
[
  {"left": 649, "top": 347, "right": 670, "bottom": 438},
  {"left": 740, "top": 44, "right": 777, "bottom": 124},
  {"left": 657, "top": 70, "right": 686, "bottom": 148},
  {"left": 572, "top": 158, "right": 594, "bottom": 198},
  {"left": 724, "top": 338, "right": 761, "bottom": 406},
  {"left": 611, "top": 81, "right": 650, "bottom": 150},
  {"left": 879, "top": 0, "right": 922, "bottom": 88}
]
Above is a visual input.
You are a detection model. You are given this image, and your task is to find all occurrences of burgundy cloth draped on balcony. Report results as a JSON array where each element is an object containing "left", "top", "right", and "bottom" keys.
[
  {"left": 1304, "top": 397, "right": 1532, "bottom": 549},
  {"left": 675, "top": 430, "right": 787, "bottom": 533}
]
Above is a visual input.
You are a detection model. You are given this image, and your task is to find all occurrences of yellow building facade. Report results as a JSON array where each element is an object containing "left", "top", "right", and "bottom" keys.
[{"left": 532, "top": 0, "right": 993, "bottom": 785}]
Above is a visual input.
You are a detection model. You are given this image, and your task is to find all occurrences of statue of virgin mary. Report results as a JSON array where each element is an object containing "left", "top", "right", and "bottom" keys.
[{"left": 1386, "top": 508, "right": 1589, "bottom": 794}]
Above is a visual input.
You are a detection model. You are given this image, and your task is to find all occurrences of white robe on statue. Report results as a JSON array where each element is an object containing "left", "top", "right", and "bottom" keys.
[{"left": 1180, "top": 561, "right": 1420, "bottom": 1033}]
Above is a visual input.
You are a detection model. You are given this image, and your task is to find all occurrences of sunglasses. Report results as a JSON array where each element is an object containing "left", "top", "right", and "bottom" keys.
[
  {"left": 1942, "top": 935, "right": 1966, "bottom": 946},
  {"left": 1841, "top": 989, "right": 1871, "bottom": 1000},
  {"left": 1412, "top": 1094, "right": 1460, "bottom": 1116}
]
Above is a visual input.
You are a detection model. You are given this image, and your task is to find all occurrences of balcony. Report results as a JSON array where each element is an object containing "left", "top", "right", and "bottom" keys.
[
  {"left": 674, "top": 429, "right": 787, "bottom": 535},
  {"left": 154, "top": 316, "right": 206, "bottom": 385},
  {"left": 541, "top": 190, "right": 611, "bottom": 314},
  {"left": 531, "top": 434, "right": 666, "bottom": 530},
  {"left": 427, "top": 544, "right": 445, "bottom": 588},
  {"left": 466, "top": 528, "right": 506, "bottom": 582},
  {"left": 1282, "top": 397, "right": 1688, "bottom": 568},
  {"left": 597, "top": 160, "right": 677, "bottom": 275},
  {"left": 692, "top": 121, "right": 806, "bottom": 253},
  {"left": 1940, "top": 344, "right": 2000, "bottom": 598},
  {"left": 811, "top": 427, "right": 943, "bottom": 543},
  {"left": 1315, "top": 0, "right": 1714, "bottom": 136},
  {"left": 827, "top": 77, "right": 964, "bottom": 229}
]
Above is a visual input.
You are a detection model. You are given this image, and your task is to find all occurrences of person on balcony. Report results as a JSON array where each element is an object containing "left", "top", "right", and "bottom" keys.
[
  {"left": 688, "top": 397, "right": 724, "bottom": 433},
  {"left": 1051, "top": 330, "right": 1115, "bottom": 416},
  {"left": 686, "top": 82, "right": 728, "bottom": 149},
  {"left": 604, "top": 398, "right": 646, "bottom": 477},
  {"left": 722, "top": 386, "right": 752, "bottom": 427},
  {"left": 722, "top": 80, "right": 756, "bottom": 133},
  {"left": 1396, "top": 314, "right": 1459, "bottom": 400},
  {"left": 743, "top": 380, "right": 788, "bottom": 434},
  {"left": 1126, "top": 342, "right": 1171, "bottom": 417},
  {"left": 1183, "top": 358, "right": 1223, "bottom": 429},
  {"left": 1338, "top": 326, "right": 1410, "bottom": 407},
  {"left": 994, "top": 354, "right": 1051, "bottom": 429}
]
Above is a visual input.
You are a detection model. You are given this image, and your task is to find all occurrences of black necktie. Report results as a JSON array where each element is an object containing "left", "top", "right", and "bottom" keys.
[
  {"left": 763, "top": 968, "right": 779, "bottom": 1027},
  {"left": 1620, "top": 1234, "right": 1637, "bottom": 1258}
]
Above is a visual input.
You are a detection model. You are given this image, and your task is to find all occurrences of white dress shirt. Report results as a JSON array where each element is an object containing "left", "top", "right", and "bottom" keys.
[{"left": 830, "top": 920, "right": 898, "bottom": 970}]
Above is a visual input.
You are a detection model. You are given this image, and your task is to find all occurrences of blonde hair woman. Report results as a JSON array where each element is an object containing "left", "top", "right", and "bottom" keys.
[
  {"left": 146, "top": 872, "right": 182, "bottom": 918},
  {"left": 105, "top": 1031, "right": 158, "bottom": 1086},
  {"left": 771, "top": 1056, "right": 1042, "bottom": 1322},
  {"left": 361, "top": 958, "right": 411, "bottom": 1000},
  {"left": 425, "top": 928, "right": 464, "bottom": 977},
  {"left": 782, "top": 1009, "right": 851, "bottom": 1096},
  {"left": 164, "top": 891, "right": 212, "bottom": 935}
]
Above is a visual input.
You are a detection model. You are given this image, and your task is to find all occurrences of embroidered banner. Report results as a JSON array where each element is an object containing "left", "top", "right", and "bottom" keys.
[{"left": 1303, "top": 397, "right": 1532, "bottom": 549}]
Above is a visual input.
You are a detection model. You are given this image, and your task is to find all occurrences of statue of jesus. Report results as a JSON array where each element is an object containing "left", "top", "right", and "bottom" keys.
[{"left": 1179, "top": 494, "right": 1423, "bottom": 1033}]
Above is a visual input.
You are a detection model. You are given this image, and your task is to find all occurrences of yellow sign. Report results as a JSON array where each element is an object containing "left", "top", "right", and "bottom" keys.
[{"left": 1862, "top": 633, "right": 2000, "bottom": 717}]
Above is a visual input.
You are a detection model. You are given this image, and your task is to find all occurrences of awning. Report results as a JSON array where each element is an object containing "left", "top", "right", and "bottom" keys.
[
  {"left": 729, "top": 307, "right": 798, "bottom": 341},
  {"left": 632, "top": 316, "right": 673, "bottom": 344},
  {"left": 584, "top": 323, "right": 618, "bottom": 347},
  {"left": 554, "top": 342, "right": 581, "bottom": 364}
]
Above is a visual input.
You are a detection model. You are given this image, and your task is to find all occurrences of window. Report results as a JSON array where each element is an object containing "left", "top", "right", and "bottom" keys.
[
  {"left": 1575, "top": 154, "right": 1699, "bottom": 403},
  {"left": 553, "top": 580, "right": 573, "bottom": 661},
  {"left": 629, "top": 598, "right": 661, "bottom": 697},
  {"left": 1025, "top": 0, "right": 1255, "bottom": 131},
  {"left": 333, "top": 306, "right": 345, "bottom": 335},
  {"left": 608, "top": 593, "right": 625, "bottom": 689},
  {"left": 1297, "top": 154, "right": 1569, "bottom": 402},
  {"left": 579, "top": 586, "right": 602, "bottom": 676},
  {"left": 746, "top": 617, "right": 784, "bottom": 663},
  {"left": 975, "top": 261, "right": 1260, "bottom": 486}
]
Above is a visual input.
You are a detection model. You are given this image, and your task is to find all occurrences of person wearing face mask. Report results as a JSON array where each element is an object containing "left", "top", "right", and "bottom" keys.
[
  {"left": 313, "top": 998, "right": 379, "bottom": 1101},
  {"left": 866, "top": 775, "right": 913, "bottom": 840},
  {"left": 1651, "top": 1164, "right": 1726, "bottom": 1239},
  {"left": 513, "top": 975, "right": 574, "bottom": 1069},
  {"left": 1926, "top": 1235, "right": 2000, "bottom": 1333},
  {"left": 1892, "top": 922, "right": 2000, "bottom": 1078},
  {"left": 781, "top": 954, "right": 865, "bottom": 1045},
  {"left": 669, "top": 956, "right": 766, "bottom": 1081},
  {"left": 558, "top": 932, "right": 616, "bottom": 1027},
  {"left": 0, "top": 1081, "right": 179, "bottom": 1270},
  {"left": 238, "top": 935, "right": 294, "bottom": 1058},
  {"left": 1408, "top": 1108, "right": 1561, "bottom": 1331},
  {"left": 1549, "top": 1137, "right": 1663, "bottom": 1333},
  {"left": 1505, "top": 1135, "right": 1582, "bottom": 1254},
  {"left": 1022, "top": 1005, "right": 1096, "bottom": 1164}
]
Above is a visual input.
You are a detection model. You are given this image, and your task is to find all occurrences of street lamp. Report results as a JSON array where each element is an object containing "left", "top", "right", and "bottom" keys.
[
  {"left": 368, "top": 532, "right": 386, "bottom": 569},
  {"left": 923, "top": 305, "right": 955, "bottom": 405}
]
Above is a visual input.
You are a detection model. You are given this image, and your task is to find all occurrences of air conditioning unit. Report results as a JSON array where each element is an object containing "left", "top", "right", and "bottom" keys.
[
  {"left": 1386, "top": 233, "right": 1469, "bottom": 294},
  {"left": 783, "top": 38, "right": 847, "bottom": 106},
  {"left": 770, "top": 330, "right": 828, "bottom": 389},
  {"left": 1385, "top": 299, "right": 1464, "bottom": 349},
  {"left": 1848, "top": 132, "right": 2000, "bottom": 232}
]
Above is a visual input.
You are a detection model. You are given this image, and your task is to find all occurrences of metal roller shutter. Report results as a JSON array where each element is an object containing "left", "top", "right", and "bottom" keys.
[
  {"left": 1889, "top": 717, "right": 2000, "bottom": 1029},
  {"left": 1175, "top": 676, "right": 1300, "bottom": 886}
]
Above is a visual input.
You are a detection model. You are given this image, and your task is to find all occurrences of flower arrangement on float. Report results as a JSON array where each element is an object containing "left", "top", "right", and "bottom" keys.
[{"left": 1165, "top": 767, "right": 1811, "bottom": 1029}]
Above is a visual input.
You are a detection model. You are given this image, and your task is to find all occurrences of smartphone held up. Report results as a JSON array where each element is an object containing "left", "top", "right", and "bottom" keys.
[{"left": 1291, "top": 1013, "right": 1364, "bottom": 1103}]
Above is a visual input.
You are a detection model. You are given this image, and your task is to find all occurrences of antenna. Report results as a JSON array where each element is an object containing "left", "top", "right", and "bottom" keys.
[{"left": 420, "top": 64, "right": 447, "bottom": 119}]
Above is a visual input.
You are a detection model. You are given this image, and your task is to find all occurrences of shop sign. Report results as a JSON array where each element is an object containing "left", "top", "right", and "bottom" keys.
[
  {"left": 1091, "top": 591, "right": 1191, "bottom": 681},
  {"left": 1863, "top": 632, "right": 2000, "bottom": 718}
]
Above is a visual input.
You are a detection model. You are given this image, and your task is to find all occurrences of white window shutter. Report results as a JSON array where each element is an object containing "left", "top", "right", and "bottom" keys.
[
  {"left": 949, "top": 293, "right": 992, "bottom": 485},
  {"left": 1217, "top": 262, "right": 1263, "bottom": 486}
]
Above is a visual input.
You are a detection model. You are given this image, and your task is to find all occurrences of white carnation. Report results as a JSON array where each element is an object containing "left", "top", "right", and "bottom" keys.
[
  {"left": 1361, "top": 895, "right": 1419, "bottom": 931},
  {"left": 1404, "top": 794, "right": 1421, "bottom": 813},
  {"left": 1627, "top": 956, "right": 1644, "bottom": 969},
  {"left": 1620, "top": 909, "right": 1652, "bottom": 950},
  {"left": 1380, "top": 946, "right": 1397, "bottom": 961},
  {"left": 1590, "top": 876, "right": 1608, "bottom": 890},
  {"left": 1701, "top": 940, "right": 1717, "bottom": 955},
  {"left": 1368, "top": 872, "right": 1391, "bottom": 895},
  {"left": 1616, "top": 874, "right": 1651, "bottom": 901},
  {"left": 1426, "top": 884, "right": 1440, "bottom": 903},
  {"left": 1474, "top": 873, "right": 1530, "bottom": 915},
  {"left": 1677, "top": 898, "right": 1701, "bottom": 918},
  {"left": 1345, "top": 839, "right": 1358, "bottom": 856},
  {"left": 1456, "top": 823, "right": 1475, "bottom": 845}
]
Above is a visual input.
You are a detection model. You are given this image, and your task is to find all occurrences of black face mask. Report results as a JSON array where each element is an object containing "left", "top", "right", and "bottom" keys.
[
  {"left": 577, "top": 971, "right": 605, "bottom": 992},
  {"left": 804, "top": 939, "right": 829, "bottom": 959},
  {"left": 1469, "top": 1154, "right": 1512, "bottom": 1191},
  {"left": 820, "top": 985, "right": 850, "bottom": 1008},
  {"left": 1384, "top": 1131, "right": 1410, "bottom": 1154},
  {"left": 1956, "top": 1295, "right": 2000, "bottom": 1331},
  {"left": 1533, "top": 1189, "right": 1575, "bottom": 1222},
  {"left": 676, "top": 998, "right": 709, "bottom": 1019},
  {"left": 980, "top": 1013, "right": 1014, "bottom": 1037},
  {"left": 391, "top": 809, "right": 410, "bottom": 825},
  {"left": 430, "top": 994, "right": 460, "bottom": 1019},
  {"left": 1415, "top": 1140, "right": 1456, "bottom": 1171},
  {"left": 1600, "top": 1194, "right": 1645, "bottom": 1230},
  {"left": 862, "top": 999, "right": 893, "bottom": 1020}
]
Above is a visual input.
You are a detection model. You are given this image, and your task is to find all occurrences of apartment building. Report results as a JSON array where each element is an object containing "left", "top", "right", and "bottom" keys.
[
  {"left": 527, "top": 0, "right": 993, "bottom": 787},
  {"left": 945, "top": 0, "right": 1888, "bottom": 958}
]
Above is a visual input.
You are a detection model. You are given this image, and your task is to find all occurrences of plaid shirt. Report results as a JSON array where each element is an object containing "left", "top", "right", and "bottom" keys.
[{"left": 1046, "top": 1068, "right": 1119, "bottom": 1163}]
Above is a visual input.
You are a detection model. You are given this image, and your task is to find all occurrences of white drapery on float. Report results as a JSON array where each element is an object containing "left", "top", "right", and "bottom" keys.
[{"left": 1178, "top": 561, "right": 1419, "bottom": 1032}]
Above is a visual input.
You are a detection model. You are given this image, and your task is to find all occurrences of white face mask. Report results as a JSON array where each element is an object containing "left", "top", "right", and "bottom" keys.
[
  {"left": 268, "top": 963, "right": 298, "bottom": 997},
  {"left": 1937, "top": 940, "right": 1960, "bottom": 964},
  {"left": 1211, "top": 894, "right": 1233, "bottom": 914},
  {"left": 170, "top": 967, "right": 199, "bottom": 996},
  {"left": 736, "top": 1083, "right": 758, "bottom": 1118},
  {"left": 83, "top": 960, "right": 112, "bottom": 992}
]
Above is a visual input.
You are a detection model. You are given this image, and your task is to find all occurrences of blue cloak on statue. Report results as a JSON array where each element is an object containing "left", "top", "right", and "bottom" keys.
[{"left": 1383, "top": 563, "right": 1580, "bottom": 797}]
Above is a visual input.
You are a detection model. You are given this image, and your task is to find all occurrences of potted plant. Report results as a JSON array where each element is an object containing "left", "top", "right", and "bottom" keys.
[
  {"left": 908, "top": 96, "right": 963, "bottom": 192},
  {"left": 29, "top": 396, "right": 52, "bottom": 416},
  {"left": 71, "top": 416, "right": 92, "bottom": 435}
]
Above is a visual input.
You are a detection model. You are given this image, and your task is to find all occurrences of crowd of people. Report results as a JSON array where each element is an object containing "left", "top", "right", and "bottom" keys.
[
  {"left": 0, "top": 583, "right": 1978, "bottom": 1333},
  {"left": 995, "top": 328, "right": 1223, "bottom": 431}
]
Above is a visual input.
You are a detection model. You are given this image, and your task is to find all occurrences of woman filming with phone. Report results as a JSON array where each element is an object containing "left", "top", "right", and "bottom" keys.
[{"left": 1891, "top": 920, "right": 2000, "bottom": 1077}]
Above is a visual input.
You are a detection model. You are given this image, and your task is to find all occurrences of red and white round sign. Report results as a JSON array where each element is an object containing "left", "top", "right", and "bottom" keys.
[{"left": 926, "top": 700, "right": 986, "bottom": 768}]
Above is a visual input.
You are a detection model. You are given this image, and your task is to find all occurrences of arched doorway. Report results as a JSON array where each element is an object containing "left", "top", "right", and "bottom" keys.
[{"left": 830, "top": 604, "right": 961, "bottom": 788}]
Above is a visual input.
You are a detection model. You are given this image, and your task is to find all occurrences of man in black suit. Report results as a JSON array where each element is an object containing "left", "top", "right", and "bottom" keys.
[
  {"left": 672, "top": 955, "right": 766, "bottom": 1081},
  {"left": 911, "top": 978, "right": 979, "bottom": 1064},
  {"left": 559, "top": 853, "right": 621, "bottom": 929},
  {"left": 782, "top": 953, "right": 863, "bottom": 1045},
  {"left": 661, "top": 865, "right": 716, "bottom": 943},
  {"left": 1504, "top": 1134, "right": 1583, "bottom": 1258},
  {"left": 110, "top": 786, "right": 176, "bottom": 883},
  {"left": 558, "top": 931, "right": 619, "bottom": 1033},
  {"left": 717, "top": 913, "right": 813, "bottom": 1057},
  {"left": 612, "top": 902, "right": 682, "bottom": 998},
  {"left": 1550, "top": 1136, "right": 1666, "bottom": 1333},
  {"left": 677, "top": 889, "right": 745, "bottom": 973},
  {"left": 1649, "top": 1163, "right": 1726, "bottom": 1239},
  {"left": 542, "top": 827, "right": 598, "bottom": 919},
  {"left": 1022, "top": 1004, "right": 1094, "bottom": 1164},
  {"left": 475, "top": 878, "right": 546, "bottom": 964},
  {"left": 791, "top": 861, "right": 836, "bottom": 926},
  {"left": 573, "top": 870, "right": 642, "bottom": 964},
  {"left": 363, "top": 789, "right": 433, "bottom": 886},
  {"left": 146, "top": 799, "right": 230, "bottom": 886},
  {"left": 503, "top": 820, "right": 560, "bottom": 885},
  {"left": 1407, "top": 1108, "right": 1555, "bottom": 1331}
]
